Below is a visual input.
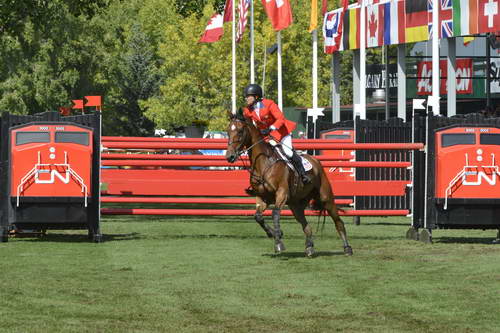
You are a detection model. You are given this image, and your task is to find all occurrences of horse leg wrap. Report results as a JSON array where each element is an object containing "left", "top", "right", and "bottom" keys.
[
  {"left": 305, "top": 237, "right": 314, "bottom": 249},
  {"left": 272, "top": 209, "right": 283, "bottom": 239},
  {"left": 254, "top": 212, "right": 264, "bottom": 223},
  {"left": 255, "top": 212, "right": 274, "bottom": 238}
]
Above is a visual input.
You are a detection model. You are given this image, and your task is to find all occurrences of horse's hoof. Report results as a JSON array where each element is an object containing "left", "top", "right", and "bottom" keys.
[
  {"left": 274, "top": 241, "right": 286, "bottom": 253},
  {"left": 305, "top": 247, "right": 315, "bottom": 258},
  {"left": 344, "top": 246, "right": 353, "bottom": 256}
]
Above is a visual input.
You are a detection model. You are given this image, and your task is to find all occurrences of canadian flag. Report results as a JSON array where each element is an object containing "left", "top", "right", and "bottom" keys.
[
  {"left": 261, "top": 0, "right": 293, "bottom": 31},
  {"left": 366, "top": 2, "right": 383, "bottom": 48},
  {"left": 199, "top": 14, "right": 224, "bottom": 43}
]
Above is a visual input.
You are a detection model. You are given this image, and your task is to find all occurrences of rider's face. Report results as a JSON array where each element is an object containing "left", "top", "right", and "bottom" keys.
[{"left": 245, "top": 95, "right": 256, "bottom": 107}]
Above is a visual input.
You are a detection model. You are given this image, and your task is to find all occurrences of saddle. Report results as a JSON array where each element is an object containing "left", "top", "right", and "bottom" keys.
[{"left": 274, "top": 145, "right": 312, "bottom": 173}]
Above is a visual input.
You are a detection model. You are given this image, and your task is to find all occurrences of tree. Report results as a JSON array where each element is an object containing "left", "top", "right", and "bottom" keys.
[
  {"left": 0, "top": 3, "right": 106, "bottom": 115},
  {"left": 0, "top": 0, "right": 393, "bottom": 135},
  {"left": 104, "top": 24, "right": 159, "bottom": 136},
  {"left": 0, "top": 0, "right": 109, "bottom": 37}
]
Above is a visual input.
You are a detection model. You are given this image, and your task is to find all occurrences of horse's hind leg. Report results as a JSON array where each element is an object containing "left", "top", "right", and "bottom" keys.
[
  {"left": 290, "top": 203, "right": 314, "bottom": 258},
  {"left": 254, "top": 196, "right": 274, "bottom": 238},
  {"left": 272, "top": 188, "right": 288, "bottom": 253},
  {"left": 319, "top": 183, "right": 353, "bottom": 255},
  {"left": 326, "top": 201, "right": 353, "bottom": 255}
]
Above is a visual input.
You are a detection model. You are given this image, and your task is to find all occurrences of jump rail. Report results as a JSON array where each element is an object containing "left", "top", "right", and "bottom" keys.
[{"left": 100, "top": 137, "right": 422, "bottom": 217}]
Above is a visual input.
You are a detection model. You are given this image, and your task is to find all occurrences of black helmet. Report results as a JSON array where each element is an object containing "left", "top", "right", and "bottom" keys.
[{"left": 244, "top": 84, "right": 263, "bottom": 99}]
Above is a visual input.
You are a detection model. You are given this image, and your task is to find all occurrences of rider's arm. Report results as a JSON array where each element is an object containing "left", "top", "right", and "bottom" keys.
[
  {"left": 268, "top": 100, "right": 285, "bottom": 130},
  {"left": 242, "top": 107, "right": 252, "bottom": 119}
]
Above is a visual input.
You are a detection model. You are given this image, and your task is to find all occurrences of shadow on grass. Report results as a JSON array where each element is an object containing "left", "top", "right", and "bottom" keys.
[
  {"left": 262, "top": 251, "right": 345, "bottom": 259},
  {"left": 11, "top": 231, "right": 406, "bottom": 243},
  {"left": 14, "top": 232, "right": 141, "bottom": 243},
  {"left": 435, "top": 237, "right": 500, "bottom": 245},
  {"left": 359, "top": 222, "right": 409, "bottom": 226},
  {"left": 151, "top": 234, "right": 306, "bottom": 240}
]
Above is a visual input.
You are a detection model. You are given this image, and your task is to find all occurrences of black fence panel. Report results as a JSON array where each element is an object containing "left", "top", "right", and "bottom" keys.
[{"left": 355, "top": 118, "right": 413, "bottom": 212}]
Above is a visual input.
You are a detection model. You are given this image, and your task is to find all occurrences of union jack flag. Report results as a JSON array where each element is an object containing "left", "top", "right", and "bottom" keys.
[
  {"left": 428, "top": 0, "right": 453, "bottom": 39},
  {"left": 236, "top": 0, "right": 250, "bottom": 42}
]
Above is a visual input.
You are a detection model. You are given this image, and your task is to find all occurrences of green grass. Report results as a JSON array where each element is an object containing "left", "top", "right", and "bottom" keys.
[{"left": 1, "top": 215, "right": 499, "bottom": 332}]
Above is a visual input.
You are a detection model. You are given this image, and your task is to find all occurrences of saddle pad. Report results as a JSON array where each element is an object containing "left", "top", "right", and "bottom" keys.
[{"left": 301, "top": 156, "right": 313, "bottom": 171}]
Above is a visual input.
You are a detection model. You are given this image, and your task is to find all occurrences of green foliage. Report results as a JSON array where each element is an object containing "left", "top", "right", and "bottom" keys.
[
  {"left": 0, "top": 0, "right": 109, "bottom": 37},
  {"left": 99, "top": 22, "right": 159, "bottom": 136},
  {"left": 143, "top": 0, "right": 359, "bottom": 132},
  {"left": 0, "top": 3, "right": 104, "bottom": 115},
  {"left": 0, "top": 0, "right": 396, "bottom": 134},
  {"left": 174, "top": 0, "right": 226, "bottom": 17}
]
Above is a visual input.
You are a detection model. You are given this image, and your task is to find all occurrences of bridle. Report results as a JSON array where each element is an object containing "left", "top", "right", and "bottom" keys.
[
  {"left": 227, "top": 120, "right": 248, "bottom": 156},
  {"left": 228, "top": 119, "right": 265, "bottom": 160}
]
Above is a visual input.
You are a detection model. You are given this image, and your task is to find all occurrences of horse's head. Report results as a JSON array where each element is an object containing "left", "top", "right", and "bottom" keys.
[{"left": 226, "top": 110, "right": 251, "bottom": 163}]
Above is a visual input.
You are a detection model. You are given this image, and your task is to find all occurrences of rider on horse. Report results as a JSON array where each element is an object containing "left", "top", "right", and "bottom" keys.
[{"left": 242, "top": 83, "right": 311, "bottom": 184}]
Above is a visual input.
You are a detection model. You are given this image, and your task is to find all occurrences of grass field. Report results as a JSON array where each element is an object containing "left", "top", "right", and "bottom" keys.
[{"left": 1, "top": 215, "right": 499, "bottom": 333}]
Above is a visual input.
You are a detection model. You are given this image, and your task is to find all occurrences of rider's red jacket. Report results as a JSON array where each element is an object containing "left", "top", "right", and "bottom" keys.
[{"left": 243, "top": 99, "right": 296, "bottom": 142}]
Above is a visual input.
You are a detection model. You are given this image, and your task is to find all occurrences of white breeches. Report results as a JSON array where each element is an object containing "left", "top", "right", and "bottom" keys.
[{"left": 269, "top": 134, "right": 293, "bottom": 158}]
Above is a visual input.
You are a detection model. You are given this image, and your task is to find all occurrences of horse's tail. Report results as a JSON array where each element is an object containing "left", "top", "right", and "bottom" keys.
[
  {"left": 309, "top": 192, "right": 327, "bottom": 232},
  {"left": 311, "top": 196, "right": 346, "bottom": 214},
  {"left": 310, "top": 190, "right": 345, "bottom": 232}
]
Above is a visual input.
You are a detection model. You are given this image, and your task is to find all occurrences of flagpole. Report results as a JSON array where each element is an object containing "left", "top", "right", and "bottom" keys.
[
  {"left": 312, "top": 29, "right": 318, "bottom": 113},
  {"left": 359, "top": 0, "right": 367, "bottom": 119},
  {"left": 312, "top": 29, "right": 319, "bottom": 137},
  {"left": 232, "top": 0, "right": 237, "bottom": 114},
  {"left": 431, "top": 0, "right": 440, "bottom": 115},
  {"left": 277, "top": 31, "right": 283, "bottom": 110},
  {"left": 250, "top": 0, "right": 255, "bottom": 83}
]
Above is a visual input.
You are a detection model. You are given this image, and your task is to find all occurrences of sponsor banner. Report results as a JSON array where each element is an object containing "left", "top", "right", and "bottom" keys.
[
  {"left": 489, "top": 58, "right": 500, "bottom": 93},
  {"left": 416, "top": 58, "right": 473, "bottom": 95},
  {"left": 366, "top": 64, "right": 398, "bottom": 95}
]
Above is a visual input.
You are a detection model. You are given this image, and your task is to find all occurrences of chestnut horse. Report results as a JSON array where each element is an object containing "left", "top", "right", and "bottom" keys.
[{"left": 225, "top": 113, "right": 353, "bottom": 257}]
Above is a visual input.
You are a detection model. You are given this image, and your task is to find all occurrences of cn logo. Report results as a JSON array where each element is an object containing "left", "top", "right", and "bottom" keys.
[
  {"left": 35, "top": 169, "right": 70, "bottom": 184},
  {"left": 462, "top": 171, "right": 497, "bottom": 186}
]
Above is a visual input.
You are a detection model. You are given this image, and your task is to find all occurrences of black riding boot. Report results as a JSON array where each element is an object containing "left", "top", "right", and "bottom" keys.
[{"left": 291, "top": 153, "right": 311, "bottom": 184}]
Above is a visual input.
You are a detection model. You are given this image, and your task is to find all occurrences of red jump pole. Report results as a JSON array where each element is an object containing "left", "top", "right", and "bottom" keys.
[
  {"left": 101, "top": 208, "right": 409, "bottom": 216},
  {"left": 101, "top": 197, "right": 354, "bottom": 205}
]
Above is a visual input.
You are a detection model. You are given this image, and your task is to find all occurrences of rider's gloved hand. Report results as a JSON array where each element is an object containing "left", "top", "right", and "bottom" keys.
[{"left": 260, "top": 128, "right": 271, "bottom": 136}]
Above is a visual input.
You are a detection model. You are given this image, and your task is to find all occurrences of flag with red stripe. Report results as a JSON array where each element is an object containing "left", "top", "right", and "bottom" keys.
[
  {"left": 366, "top": 1, "right": 384, "bottom": 48},
  {"left": 236, "top": 0, "right": 250, "bottom": 42}
]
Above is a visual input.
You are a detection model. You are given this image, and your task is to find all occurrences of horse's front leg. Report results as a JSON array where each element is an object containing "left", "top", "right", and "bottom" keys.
[
  {"left": 255, "top": 196, "right": 274, "bottom": 238},
  {"left": 272, "top": 188, "right": 288, "bottom": 253}
]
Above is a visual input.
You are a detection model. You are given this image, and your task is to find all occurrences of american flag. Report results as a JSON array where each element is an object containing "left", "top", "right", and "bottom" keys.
[{"left": 236, "top": 0, "right": 250, "bottom": 42}]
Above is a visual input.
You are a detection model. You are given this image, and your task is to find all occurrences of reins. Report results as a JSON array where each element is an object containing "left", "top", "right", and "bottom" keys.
[{"left": 228, "top": 119, "right": 281, "bottom": 188}]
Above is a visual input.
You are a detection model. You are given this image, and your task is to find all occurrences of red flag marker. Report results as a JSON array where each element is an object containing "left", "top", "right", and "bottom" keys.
[
  {"left": 85, "top": 96, "right": 102, "bottom": 109},
  {"left": 59, "top": 106, "right": 71, "bottom": 116},
  {"left": 72, "top": 99, "right": 84, "bottom": 109}
]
